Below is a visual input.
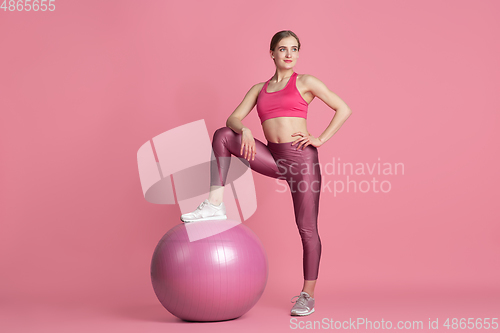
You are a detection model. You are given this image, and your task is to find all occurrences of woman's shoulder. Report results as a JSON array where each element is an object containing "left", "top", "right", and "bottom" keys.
[
  {"left": 296, "top": 73, "right": 325, "bottom": 89},
  {"left": 250, "top": 81, "right": 267, "bottom": 93},
  {"left": 240, "top": 81, "right": 267, "bottom": 100},
  {"left": 297, "top": 73, "right": 318, "bottom": 83}
]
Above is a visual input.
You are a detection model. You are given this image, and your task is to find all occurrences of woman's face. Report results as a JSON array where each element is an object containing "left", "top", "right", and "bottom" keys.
[{"left": 271, "top": 36, "right": 299, "bottom": 69}]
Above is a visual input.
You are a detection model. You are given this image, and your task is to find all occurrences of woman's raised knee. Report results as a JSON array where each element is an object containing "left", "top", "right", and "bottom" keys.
[{"left": 213, "top": 126, "right": 236, "bottom": 140}]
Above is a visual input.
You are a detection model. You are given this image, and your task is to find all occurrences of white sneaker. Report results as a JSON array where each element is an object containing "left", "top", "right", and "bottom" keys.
[{"left": 180, "top": 199, "right": 227, "bottom": 223}]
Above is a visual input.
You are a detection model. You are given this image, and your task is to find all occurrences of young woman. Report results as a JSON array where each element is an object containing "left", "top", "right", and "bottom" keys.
[{"left": 181, "top": 30, "right": 352, "bottom": 316}]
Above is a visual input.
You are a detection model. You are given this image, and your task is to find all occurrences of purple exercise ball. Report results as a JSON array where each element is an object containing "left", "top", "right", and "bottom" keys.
[{"left": 151, "top": 219, "right": 268, "bottom": 322}]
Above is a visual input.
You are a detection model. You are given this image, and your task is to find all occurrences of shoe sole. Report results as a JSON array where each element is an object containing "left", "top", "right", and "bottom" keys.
[
  {"left": 181, "top": 215, "right": 228, "bottom": 223},
  {"left": 291, "top": 308, "right": 315, "bottom": 316}
]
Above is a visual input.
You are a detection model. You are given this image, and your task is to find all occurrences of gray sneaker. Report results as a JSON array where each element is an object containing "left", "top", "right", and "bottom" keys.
[
  {"left": 180, "top": 199, "right": 227, "bottom": 223},
  {"left": 290, "top": 292, "right": 315, "bottom": 316}
]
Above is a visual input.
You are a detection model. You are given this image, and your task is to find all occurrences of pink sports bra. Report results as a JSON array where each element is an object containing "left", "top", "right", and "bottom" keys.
[{"left": 256, "top": 72, "right": 308, "bottom": 124}]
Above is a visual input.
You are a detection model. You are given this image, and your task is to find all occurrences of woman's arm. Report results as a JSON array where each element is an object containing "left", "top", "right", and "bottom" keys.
[
  {"left": 224, "top": 83, "right": 264, "bottom": 161},
  {"left": 226, "top": 118, "right": 251, "bottom": 135},
  {"left": 304, "top": 75, "right": 352, "bottom": 144},
  {"left": 226, "top": 83, "right": 263, "bottom": 134}
]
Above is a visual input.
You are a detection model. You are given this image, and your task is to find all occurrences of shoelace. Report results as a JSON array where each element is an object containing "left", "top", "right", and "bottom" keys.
[
  {"left": 290, "top": 294, "right": 308, "bottom": 306},
  {"left": 197, "top": 201, "right": 208, "bottom": 210}
]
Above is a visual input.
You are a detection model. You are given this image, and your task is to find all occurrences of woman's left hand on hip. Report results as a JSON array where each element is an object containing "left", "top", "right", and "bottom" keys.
[{"left": 291, "top": 132, "right": 323, "bottom": 150}]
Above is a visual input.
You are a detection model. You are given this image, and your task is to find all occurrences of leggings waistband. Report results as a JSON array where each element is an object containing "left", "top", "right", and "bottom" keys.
[{"left": 266, "top": 140, "right": 317, "bottom": 153}]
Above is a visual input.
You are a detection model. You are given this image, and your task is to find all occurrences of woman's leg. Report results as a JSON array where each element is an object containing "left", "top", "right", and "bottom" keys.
[
  {"left": 210, "top": 127, "right": 323, "bottom": 297},
  {"left": 302, "top": 280, "right": 317, "bottom": 298},
  {"left": 208, "top": 126, "right": 282, "bottom": 204},
  {"left": 287, "top": 146, "right": 322, "bottom": 295},
  {"left": 207, "top": 186, "right": 224, "bottom": 206}
]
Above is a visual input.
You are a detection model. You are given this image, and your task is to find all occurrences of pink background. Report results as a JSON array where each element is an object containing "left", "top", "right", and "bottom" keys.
[{"left": 1, "top": 0, "right": 499, "bottom": 332}]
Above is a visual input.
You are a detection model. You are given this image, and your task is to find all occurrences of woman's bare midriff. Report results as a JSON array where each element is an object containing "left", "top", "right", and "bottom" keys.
[{"left": 262, "top": 117, "right": 309, "bottom": 143}]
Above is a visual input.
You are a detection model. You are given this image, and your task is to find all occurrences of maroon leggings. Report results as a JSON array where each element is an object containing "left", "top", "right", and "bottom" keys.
[{"left": 210, "top": 127, "right": 322, "bottom": 280}]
